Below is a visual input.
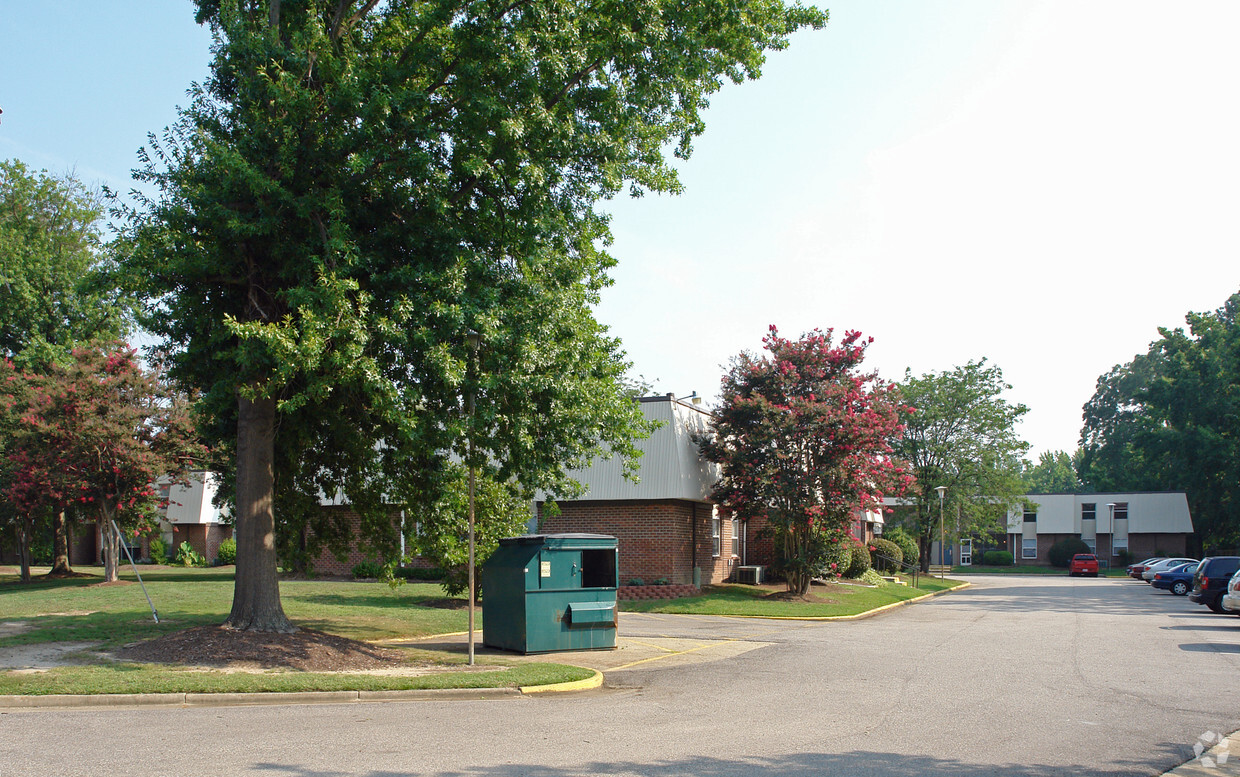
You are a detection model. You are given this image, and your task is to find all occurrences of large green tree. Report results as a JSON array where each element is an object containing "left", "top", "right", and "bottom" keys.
[
  {"left": 1078, "top": 292, "right": 1240, "bottom": 551},
  {"left": 117, "top": 1, "right": 826, "bottom": 631},
  {"left": 699, "top": 327, "right": 911, "bottom": 596},
  {"left": 1021, "top": 450, "right": 1080, "bottom": 493},
  {"left": 894, "top": 360, "right": 1029, "bottom": 571}
]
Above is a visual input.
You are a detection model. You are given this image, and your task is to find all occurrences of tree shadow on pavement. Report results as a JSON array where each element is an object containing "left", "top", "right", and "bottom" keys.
[{"left": 249, "top": 744, "right": 1194, "bottom": 777}]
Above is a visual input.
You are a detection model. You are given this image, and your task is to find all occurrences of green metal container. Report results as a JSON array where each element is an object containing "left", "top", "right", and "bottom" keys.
[{"left": 481, "top": 534, "right": 618, "bottom": 654}]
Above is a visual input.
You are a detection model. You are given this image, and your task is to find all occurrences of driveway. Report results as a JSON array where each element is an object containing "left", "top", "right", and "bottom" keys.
[{"left": 1, "top": 575, "right": 1238, "bottom": 776}]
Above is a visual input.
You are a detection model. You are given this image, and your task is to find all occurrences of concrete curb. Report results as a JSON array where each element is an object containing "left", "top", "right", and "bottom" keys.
[
  {"left": 708, "top": 580, "right": 972, "bottom": 622},
  {"left": 0, "top": 686, "right": 525, "bottom": 710},
  {"left": 1159, "top": 729, "right": 1238, "bottom": 776},
  {"left": 520, "top": 668, "right": 603, "bottom": 695}
]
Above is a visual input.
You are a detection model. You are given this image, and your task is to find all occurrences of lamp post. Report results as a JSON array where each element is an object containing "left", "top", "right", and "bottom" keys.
[
  {"left": 1106, "top": 502, "right": 1116, "bottom": 561},
  {"left": 935, "top": 486, "right": 947, "bottom": 578},
  {"left": 466, "top": 331, "right": 481, "bottom": 666}
]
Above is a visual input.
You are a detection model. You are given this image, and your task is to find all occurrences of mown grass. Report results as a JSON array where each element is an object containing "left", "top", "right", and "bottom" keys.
[
  {"left": 619, "top": 575, "right": 963, "bottom": 617},
  {"left": 0, "top": 661, "right": 592, "bottom": 696},
  {"left": 0, "top": 566, "right": 472, "bottom": 650}
]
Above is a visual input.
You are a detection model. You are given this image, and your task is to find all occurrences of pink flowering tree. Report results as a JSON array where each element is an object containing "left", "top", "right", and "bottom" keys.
[
  {"left": 5, "top": 343, "right": 204, "bottom": 582},
  {"left": 698, "top": 326, "right": 913, "bottom": 596}
]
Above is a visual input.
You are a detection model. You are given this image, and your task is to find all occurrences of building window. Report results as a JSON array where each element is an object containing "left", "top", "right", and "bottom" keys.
[
  {"left": 1081, "top": 503, "right": 1096, "bottom": 521},
  {"left": 1113, "top": 538, "right": 1128, "bottom": 556},
  {"left": 731, "top": 520, "right": 740, "bottom": 558},
  {"left": 1023, "top": 509, "right": 1037, "bottom": 523},
  {"left": 1113, "top": 502, "right": 1128, "bottom": 521},
  {"left": 1082, "top": 537, "right": 1096, "bottom": 554},
  {"left": 1022, "top": 538, "right": 1037, "bottom": 559},
  {"left": 712, "top": 515, "right": 721, "bottom": 558}
]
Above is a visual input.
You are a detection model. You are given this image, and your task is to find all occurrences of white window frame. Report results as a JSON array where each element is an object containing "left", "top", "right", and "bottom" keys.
[
  {"left": 712, "top": 515, "right": 721, "bottom": 558},
  {"left": 1082, "top": 537, "right": 1096, "bottom": 554},
  {"left": 1113, "top": 537, "right": 1128, "bottom": 556},
  {"left": 731, "top": 520, "right": 740, "bottom": 558},
  {"left": 1022, "top": 537, "right": 1037, "bottom": 559}
]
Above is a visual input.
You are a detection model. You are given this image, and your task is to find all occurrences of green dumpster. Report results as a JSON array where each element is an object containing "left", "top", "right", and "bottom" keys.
[{"left": 481, "top": 533, "right": 618, "bottom": 654}]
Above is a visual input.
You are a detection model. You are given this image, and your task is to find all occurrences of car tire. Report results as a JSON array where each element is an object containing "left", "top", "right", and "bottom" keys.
[
  {"left": 1171, "top": 581, "right": 1189, "bottom": 596},
  {"left": 1208, "top": 600, "right": 1226, "bottom": 613}
]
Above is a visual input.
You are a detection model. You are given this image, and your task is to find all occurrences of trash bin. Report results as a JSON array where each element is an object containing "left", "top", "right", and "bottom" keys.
[{"left": 482, "top": 533, "right": 618, "bottom": 654}]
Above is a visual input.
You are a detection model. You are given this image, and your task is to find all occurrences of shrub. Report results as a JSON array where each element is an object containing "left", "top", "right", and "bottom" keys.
[
  {"left": 844, "top": 538, "right": 872, "bottom": 579},
  {"left": 817, "top": 530, "right": 853, "bottom": 578},
  {"left": 1048, "top": 538, "right": 1091, "bottom": 568},
  {"left": 982, "top": 550, "right": 1013, "bottom": 566},
  {"left": 148, "top": 537, "right": 167, "bottom": 564},
  {"left": 352, "top": 560, "right": 385, "bottom": 579},
  {"left": 870, "top": 538, "right": 903, "bottom": 572},
  {"left": 1116, "top": 549, "right": 1134, "bottom": 567},
  {"left": 627, "top": 578, "right": 645, "bottom": 587},
  {"left": 884, "top": 526, "right": 919, "bottom": 568},
  {"left": 860, "top": 568, "right": 887, "bottom": 586},
  {"left": 652, "top": 577, "right": 669, "bottom": 586},
  {"left": 174, "top": 541, "right": 206, "bottom": 567},
  {"left": 214, "top": 538, "right": 237, "bottom": 565}
]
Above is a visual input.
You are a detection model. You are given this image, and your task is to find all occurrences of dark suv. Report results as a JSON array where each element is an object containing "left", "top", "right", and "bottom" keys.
[{"left": 1189, "top": 556, "right": 1240, "bottom": 613}]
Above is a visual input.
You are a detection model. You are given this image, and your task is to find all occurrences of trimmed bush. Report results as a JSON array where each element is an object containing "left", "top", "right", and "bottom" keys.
[
  {"left": 982, "top": 550, "right": 1013, "bottom": 566},
  {"left": 844, "top": 539, "right": 872, "bottom": 579},
  {"left": 147, "top": 537, "right": 167, "bottom": 565},
  {"left": 215, "top": 538, "right": 237, "bottom": 565},
  {"left": 351, "top": 560, "right": 385, "bottom": 579},
  {"left": 870, "top": 538, "right": 903, "bottom": 572},
  {"left": 884, "top": 526, "right": 920, "bottom": 568},
  {"left": 1048, "top": 538, "right": 1091, "bottom": 568},
  {"left": 395, "top": 565, "right": 445, "bottom": 581},
  {"left": 174, "top": 541, "right": 206, "bottom": 567}
]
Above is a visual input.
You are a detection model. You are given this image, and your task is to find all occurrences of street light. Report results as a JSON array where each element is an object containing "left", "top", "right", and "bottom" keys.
[
  {"left": 935, "top": 486, "right": 947, "bottom": 579},
  {"left": 465, "top": 331, "right": 481, "bottom": 666}
]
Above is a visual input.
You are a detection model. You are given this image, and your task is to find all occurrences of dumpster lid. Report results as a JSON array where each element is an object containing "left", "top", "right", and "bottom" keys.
[{"left": 498, "top": 533, "right": 616, "bottom": 546}]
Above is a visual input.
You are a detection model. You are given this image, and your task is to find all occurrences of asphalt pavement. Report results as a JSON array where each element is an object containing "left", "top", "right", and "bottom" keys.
[{"left": 1, "top": 575, "right": 1238, "bottom": 776}]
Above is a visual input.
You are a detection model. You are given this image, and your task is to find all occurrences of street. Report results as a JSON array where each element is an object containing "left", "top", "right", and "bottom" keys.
[{"left": 2, "top": 575, "right": 1238, "bottom": 776}]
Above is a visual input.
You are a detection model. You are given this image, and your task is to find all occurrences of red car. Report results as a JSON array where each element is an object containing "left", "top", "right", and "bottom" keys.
[
  {"left": 1128, "top": 557, "right": 1165, "bottom": 579},
  {"left": 1069, "top": 554, "right": 1099, "bottom": 577}
]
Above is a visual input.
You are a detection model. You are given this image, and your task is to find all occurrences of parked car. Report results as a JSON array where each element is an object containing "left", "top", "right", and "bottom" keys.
[
  {"left": 1190, "top": 557, "right": 1240, "bottom": 613},
  {"left": 1128, "top": 557, "right": 1165, "bottom": 579},
  {"left": 1222, "top": 569, "right": 1240, "bottom": 613},
  {"left": 1150, "top": 561, "right": 1200, "bottom": 596},
  {"left": 1068, "top": 554, "right": 1099, "bottom": 577},
  {"left": 1142, "top": 558, "right": 1198, "bottom": 582}
]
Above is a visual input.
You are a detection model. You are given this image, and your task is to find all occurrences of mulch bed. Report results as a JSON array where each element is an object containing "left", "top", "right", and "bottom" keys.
[{"left": 115, "top": 625, "right": 411, "bottom": 672}]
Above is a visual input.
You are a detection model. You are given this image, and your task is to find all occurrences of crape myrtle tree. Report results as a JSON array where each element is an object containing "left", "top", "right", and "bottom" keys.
[
  {"left": 1079, "top": 292, "right": 1240, "bottom": 551},
  {"left": 0, "top": 160, "right": 132, "bottom": 575},
  {"left": 5, "top": 343, "right": 204, "bottom": 583},
  {"left": 894, "top": 361, "right": 1029, "bottom": 571},
  {"left": 116, "top": 1, "right": 827, "bottom": 631},
  {"left": 699, "top": 327, "right": 912, "bottom": 596}
]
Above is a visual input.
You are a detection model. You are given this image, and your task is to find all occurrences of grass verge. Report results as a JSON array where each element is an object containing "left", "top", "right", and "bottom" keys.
[{"left": 620, "top": 576, "right": 963, "bottom": 618}]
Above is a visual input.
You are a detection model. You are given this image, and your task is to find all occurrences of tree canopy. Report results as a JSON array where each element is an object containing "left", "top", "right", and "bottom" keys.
[
  {"left": 1021, "top": 450, "right": 1080, "bottom": 494},
  {"left": 116, "top": 0, "right": 827, "bottom": 630},
  {"left": 893, "top": 360, "right": 1029, "bottom": 569},
  {"left": 1078, "top": 292, "right": 1240, "bottom": 551},
  {"left": 699, "top": 326, "right": 910, "bottom": 595}
]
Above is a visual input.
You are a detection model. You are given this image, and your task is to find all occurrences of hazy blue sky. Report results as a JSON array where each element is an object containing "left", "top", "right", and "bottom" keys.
[{"left": 4, "top": 1, "right": 1238, "bottom": 456}]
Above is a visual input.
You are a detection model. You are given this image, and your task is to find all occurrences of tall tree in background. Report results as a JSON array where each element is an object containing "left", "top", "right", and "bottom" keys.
[
  {"left": 117, "top": 1, "right": 826, "bottom": 631},
  {"left": 895, "top": 361, "right": 1029, "bottom": 571},
  {"left": 5, "top": 344, "right": 204, "bottom": 582},
  {"left": 0, "top": 160, "right": 131, "bottom": 574},
  {"left": 699, "top": 327, "right": 911, "bottom": 596},
  {"left": 1079, "top": 292, "right": 1240, "bottom": 551},
  {"left": 1021, "top": 450, "right": 1081, "bottom": 493}
]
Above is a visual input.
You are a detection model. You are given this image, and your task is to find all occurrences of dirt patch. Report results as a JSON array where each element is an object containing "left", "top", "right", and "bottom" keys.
[
  {"left": 0, "top": 642, "right": 100, "bottom": 670},
  {"left": 114, "top": 625, "right": 421, "bottom": 672},
  {"left": 0, "top": 621, "right": 32, "bottom": 638}
]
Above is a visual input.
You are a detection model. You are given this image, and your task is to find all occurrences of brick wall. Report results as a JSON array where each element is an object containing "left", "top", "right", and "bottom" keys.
[{"left": 540, "top": 499, "right": 746, "bottom": 586}]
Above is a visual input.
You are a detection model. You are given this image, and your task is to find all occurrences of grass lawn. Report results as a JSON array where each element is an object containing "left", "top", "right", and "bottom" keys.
[
  {"left": 620, "top": 575, "right": 963, "bottom": 618},
  {"left": 0, "top": 565, "right": 595, "bottom": 695}
]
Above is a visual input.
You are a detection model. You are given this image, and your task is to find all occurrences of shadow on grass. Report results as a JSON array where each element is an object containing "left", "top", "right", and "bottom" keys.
[
  {"left": 246, "top": 745, "right": 1190, "bottom": 777},
  {"left": 288, "top": 592, "right": 467, "bottom": 610},
  {"left": 0, "top": 609, "right": 224, "bottom": 649}
]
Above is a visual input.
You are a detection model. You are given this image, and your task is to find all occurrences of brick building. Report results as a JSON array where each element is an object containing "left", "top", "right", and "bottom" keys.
[{"left": 1008, "top": 492, "right": 1193, "bottom": 566}]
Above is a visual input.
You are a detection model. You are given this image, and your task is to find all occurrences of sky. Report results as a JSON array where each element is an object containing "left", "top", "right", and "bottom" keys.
[{"left": 3, "top": 1, "right": 1238, "bottom": 457}]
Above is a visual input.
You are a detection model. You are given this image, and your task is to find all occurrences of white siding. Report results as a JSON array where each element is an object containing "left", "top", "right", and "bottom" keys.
[
  {"left": 164, "top": 473, "right": 228, "bottom": 525},
  {"left": 1015, "top": 492, "right": 1193, "bottom": 534},
  {"left": 555, "top": 398, "right": 718, "bottom": 501}
]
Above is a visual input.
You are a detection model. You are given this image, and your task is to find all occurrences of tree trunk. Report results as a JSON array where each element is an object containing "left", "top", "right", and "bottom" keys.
[
  {"left": 18, "top": 515, "right": 33, "bottom": 583},
  {"left": 225, "top": 393, "right": 296, "bottom": 632},
  {"left": 48, "top": 509, "right": 73, "bottom": 576},
  {"left": 919, "top": 535, "right": 931, "bottom": 573},
  {"left": 101, "top": 506, "right": 121, "bottom": 583}
]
